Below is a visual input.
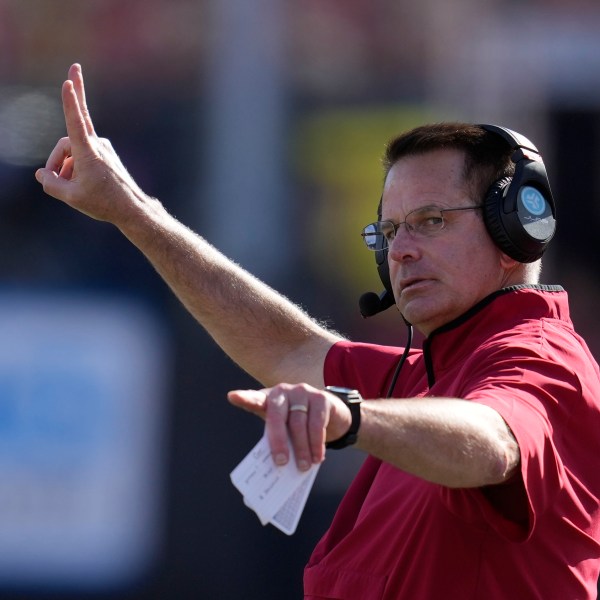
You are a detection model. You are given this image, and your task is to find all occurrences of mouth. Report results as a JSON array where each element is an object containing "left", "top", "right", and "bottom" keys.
[{"left": 398, "top": 277, "right": 432, "bottom": 294}]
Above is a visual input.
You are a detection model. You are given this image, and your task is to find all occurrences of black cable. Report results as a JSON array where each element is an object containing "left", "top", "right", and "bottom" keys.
[{"left": 386, "top": 322, "right": 413, "bottom": 398}]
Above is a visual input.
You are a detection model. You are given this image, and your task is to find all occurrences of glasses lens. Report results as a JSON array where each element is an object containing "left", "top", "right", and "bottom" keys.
[{"left": 361, "top": 223, "right": 380, "bottom": 250}]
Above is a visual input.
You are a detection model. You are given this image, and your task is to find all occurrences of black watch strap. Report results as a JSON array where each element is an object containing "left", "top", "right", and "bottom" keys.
[{"left": 325, "top": 386, "right": 363, "bottom": 450}]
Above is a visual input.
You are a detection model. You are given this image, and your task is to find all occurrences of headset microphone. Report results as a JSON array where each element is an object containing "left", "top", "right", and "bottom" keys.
[
  {"left": 358, "top": 193, "right": 411, "bottom": 396},
  {"left": 359, "top": 290, "right": 395, "bottom": 318},
  {"left": 359, "top": 193, "right": 395, "bottom": 318}
]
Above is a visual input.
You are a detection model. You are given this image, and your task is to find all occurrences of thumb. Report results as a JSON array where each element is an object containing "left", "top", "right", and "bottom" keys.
[
  {"left": 35, "top": 168, "right": 64, "bottom": 198},
  {"left": 35, "top": 168, "right": 70, "bottom": 201},
  {"left": 34, "top": 168, "right": 49, "bottom": 184},
  {"left": 227, "top": 389, "right": 268, "bottom": 417}
]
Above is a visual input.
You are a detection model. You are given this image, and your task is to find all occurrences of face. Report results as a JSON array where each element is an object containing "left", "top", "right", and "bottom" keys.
[{"left": 382, "top": 148, "right": 517, "bottom": 335}]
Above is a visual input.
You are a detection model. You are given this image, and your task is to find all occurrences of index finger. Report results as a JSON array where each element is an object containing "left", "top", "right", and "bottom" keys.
[
  {"left": 68, "top": 63, "right": 96, "bottom": 136},
  {"left": 264, "top": 389, "right": 292, "bottom": 466}
]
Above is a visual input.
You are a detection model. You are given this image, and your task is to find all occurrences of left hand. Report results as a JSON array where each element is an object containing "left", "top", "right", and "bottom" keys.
[{"left": 228, "top": 383, "right": 351, "bottom": 471}]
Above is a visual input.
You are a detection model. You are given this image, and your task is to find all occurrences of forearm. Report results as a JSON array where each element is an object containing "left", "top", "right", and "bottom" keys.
[
  {"left": 355, "top": 398, "right": 520, "bottom": 488},
  {"left": 115, "top": 194, "right": 342, "bottom": 387},
  {"left": 37, "top": 64, "right": 341, "bottom": 389}
]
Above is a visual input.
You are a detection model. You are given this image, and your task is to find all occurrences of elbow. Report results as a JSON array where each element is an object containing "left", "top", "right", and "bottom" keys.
[
  {"left": 489, "top": 434, "right": 521, "bottom": 485},
  {"left": 440, "top": 435, "right": 521, "bottom": 489},
  {"left": 482, "top": 408, "right": 522, "bottom": 485}
]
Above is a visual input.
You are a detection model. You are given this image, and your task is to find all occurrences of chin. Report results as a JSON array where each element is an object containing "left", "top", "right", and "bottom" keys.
[{"left": 400, "top": 301, "right": 448, "bottom": 335}]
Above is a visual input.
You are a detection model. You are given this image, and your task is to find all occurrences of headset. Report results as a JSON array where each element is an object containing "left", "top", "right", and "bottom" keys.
[{"left": 359, "top": 123, "right": 557, "bottom": 318}]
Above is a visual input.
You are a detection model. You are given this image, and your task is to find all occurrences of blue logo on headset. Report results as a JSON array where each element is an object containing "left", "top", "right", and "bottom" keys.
[{"left": 520, "top": 186, "right": 546, "bottom": 216}]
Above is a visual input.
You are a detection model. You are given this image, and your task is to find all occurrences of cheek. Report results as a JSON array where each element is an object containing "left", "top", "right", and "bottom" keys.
[
  {"left": 452, "top": 244, "right": 502, "bottom": 290},
  {"left": 440, "top": 235, "right": 500, "bottom": 282}
]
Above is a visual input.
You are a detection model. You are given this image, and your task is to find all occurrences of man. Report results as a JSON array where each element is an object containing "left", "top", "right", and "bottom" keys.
[{"left": 36, "top": 64, "right": 600, "bottom": 598}]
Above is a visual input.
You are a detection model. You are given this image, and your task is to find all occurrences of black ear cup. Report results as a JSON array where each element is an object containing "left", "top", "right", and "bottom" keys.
[
  {"left": 480, "top": 125, "right": 556, "bottom": 263},
  {"left": 483, "top": 177, "right": 535, "bottom": 263},
  {"left": 483, "top": 175, "right": 556, "bottom": 263},
  {"left": 484, "top": 178, "right": 519, "bottom": 259}
]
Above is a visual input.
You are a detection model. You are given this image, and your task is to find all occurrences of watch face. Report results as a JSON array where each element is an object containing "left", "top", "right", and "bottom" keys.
[{"left": 326, "top": 386, "right": 356, "bottom": 395}]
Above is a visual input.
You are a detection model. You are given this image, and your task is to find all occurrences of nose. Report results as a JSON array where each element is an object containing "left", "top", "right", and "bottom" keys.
[{"left": 387, "top": 225, "right": 420, "bottom": 263}]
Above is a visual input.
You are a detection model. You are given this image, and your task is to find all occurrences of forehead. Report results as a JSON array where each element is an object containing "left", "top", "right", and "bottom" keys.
[{"left": 382, "top": 148, "right": 471, "bottom": 214}]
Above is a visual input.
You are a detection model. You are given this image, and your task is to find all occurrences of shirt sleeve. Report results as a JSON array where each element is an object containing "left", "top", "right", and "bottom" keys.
[
  {"left": 324, "top": 340, "right": 413, "bottom": 399},
  {"left": 444, "top": 340, "right": 579, "bottom": 542}
]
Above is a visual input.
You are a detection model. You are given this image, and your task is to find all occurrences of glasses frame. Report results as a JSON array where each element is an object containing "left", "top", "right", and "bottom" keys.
[{"left": 361, "top": 205, "right": 482, "bottom": 250}]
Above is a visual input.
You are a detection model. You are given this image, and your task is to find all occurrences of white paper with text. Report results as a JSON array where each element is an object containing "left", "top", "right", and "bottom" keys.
[{"left": 230, "top": 433, "right": 320, "bottom": 535}]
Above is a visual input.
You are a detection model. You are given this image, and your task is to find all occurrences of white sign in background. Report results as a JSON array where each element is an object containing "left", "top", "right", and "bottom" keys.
[{"left": 0, "top": 290, "right": 169, "bottom": 590}]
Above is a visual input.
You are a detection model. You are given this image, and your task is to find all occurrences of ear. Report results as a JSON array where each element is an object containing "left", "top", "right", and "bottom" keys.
[
  {"left": 499, "top": 251, "right": 520, "bottom": 271},
  {"left": 499, "top": 252, "right": 531, "bottom": 286}
]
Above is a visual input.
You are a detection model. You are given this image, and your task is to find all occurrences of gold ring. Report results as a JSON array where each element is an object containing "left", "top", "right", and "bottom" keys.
[{"left": 289, "top": 404, "right": 308, "bottom": 413}]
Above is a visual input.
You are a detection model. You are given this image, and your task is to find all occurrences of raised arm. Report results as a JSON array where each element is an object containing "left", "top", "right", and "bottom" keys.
[{"left": 35, "top": 64, "right": 342, "bottom": 387}]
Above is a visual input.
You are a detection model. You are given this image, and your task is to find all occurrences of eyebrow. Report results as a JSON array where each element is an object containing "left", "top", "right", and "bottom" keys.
[{"left": 381, "top": 202, "right": 458, "bottom": 219}]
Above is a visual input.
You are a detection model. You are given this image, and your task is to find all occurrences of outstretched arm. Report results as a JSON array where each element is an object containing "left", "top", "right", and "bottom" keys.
[
  {"left": 229, "top": 384, "right": 520, "bottom": 488},
  {"left": 35, "top": 64, "right": 342, "bottom": 387}
]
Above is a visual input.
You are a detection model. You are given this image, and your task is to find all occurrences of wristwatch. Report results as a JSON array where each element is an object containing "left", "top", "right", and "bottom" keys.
[{"left": 325, "top": 386, "right": 363, "bottom": 450}]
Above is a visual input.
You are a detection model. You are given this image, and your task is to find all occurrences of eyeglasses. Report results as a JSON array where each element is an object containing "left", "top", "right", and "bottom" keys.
[{"left": 361, "top": 205, "right": 481, "bottom": 251}]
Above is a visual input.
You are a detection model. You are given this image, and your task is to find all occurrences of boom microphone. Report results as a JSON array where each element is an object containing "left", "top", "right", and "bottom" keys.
[{"left": 359, "top": 290, "right": 395, "bottom": 318}]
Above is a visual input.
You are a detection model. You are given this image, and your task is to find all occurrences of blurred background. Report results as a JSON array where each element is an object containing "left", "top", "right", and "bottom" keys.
[{"left": 0, "top": 0, "right": 599, "bottom": 598}]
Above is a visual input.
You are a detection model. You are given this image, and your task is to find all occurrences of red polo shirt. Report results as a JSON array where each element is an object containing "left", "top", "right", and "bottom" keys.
[{"left": 305, "top": 286, "right": 600, "bottom": 599}]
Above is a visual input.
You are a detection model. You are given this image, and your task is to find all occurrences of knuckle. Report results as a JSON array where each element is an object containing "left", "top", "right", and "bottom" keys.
[
  {"left": 270, "top": 383, "right": 289, "bottom": 393},
  {"left": 266, "top": 392, "right": 285, "bottom": 411},
  {"left": 283, "top": 382, "right": 313, "bottom": 394},
  {"left": 100, "top": 138, "right": 113, "bottom": 149}
]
